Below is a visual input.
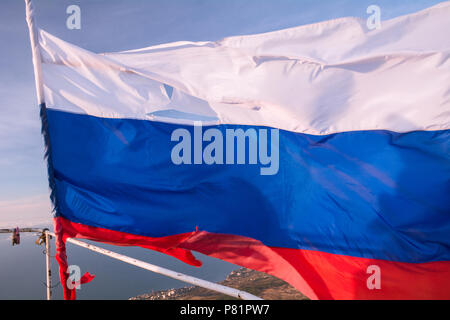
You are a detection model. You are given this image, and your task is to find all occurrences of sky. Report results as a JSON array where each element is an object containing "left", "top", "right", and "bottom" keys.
[{"left": 0, "top": 0, "right": 445, "bottom": 228}]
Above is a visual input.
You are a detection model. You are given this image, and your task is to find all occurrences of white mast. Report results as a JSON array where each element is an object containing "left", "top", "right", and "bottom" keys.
[
  {"left": 25, "top": 0, "right": 45, "bottom": 105},
  {"left": 25, "top": 0, "right": 51, "bottom": 300}
]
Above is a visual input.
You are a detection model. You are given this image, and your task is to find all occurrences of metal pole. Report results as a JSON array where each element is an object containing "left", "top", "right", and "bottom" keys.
[
  {"left": 47, "top": 232, "right": 263, "bottom": 300},
  {"left": 45, "top": 232, "right": 52, "bottom": 300},
  {"left": 24, "top": 0, "right": 51, "bottom": 300},
  {"left": 25, "top": 0, "right": 45, "bottom": 105}
]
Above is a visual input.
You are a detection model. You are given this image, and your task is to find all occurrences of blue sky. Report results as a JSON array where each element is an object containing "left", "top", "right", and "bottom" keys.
[{"left": 0, "top": 0, "right": 444, "bottom": 227}]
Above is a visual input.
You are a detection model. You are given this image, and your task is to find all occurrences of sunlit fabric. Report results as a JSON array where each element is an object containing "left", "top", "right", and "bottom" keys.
[{"left": 38, "top": 2, "right": 450, "bottom": 299}]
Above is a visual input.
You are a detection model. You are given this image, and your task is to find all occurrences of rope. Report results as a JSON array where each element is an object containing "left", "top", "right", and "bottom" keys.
[{"left": 42, "top": 280, "right": 60, "bottom": 289}]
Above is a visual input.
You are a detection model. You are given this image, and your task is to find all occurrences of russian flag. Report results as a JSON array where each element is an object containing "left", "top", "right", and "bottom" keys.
[{"left": 36, "top": 2, "right": 449, "bottom": 299}]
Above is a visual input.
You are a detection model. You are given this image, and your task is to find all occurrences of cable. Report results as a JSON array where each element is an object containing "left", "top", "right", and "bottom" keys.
[{"left": 42, "top": 281, "right": 60, "bottom": 289}]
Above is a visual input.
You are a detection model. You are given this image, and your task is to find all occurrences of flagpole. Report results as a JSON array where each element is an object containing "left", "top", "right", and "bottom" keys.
[
  {"left": 25, "top": 0, "right": 45, "bottom": 105},
  {"left": 25, "top": 0, "right": 51, "bottom": 300},
  {"left": 44, "top": 231, "right": 52, "bottom": 300}
]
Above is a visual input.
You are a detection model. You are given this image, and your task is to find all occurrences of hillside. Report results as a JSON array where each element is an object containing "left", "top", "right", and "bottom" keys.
[{"left": 131, "top": 268, "right": 308, "bottom": 300}]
